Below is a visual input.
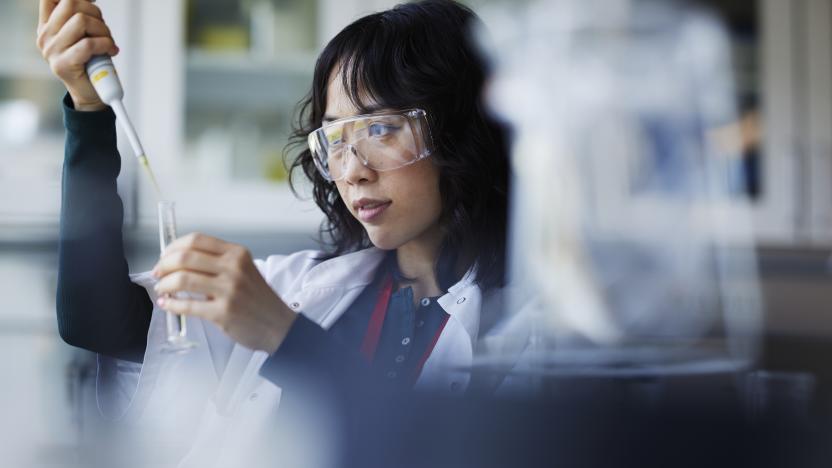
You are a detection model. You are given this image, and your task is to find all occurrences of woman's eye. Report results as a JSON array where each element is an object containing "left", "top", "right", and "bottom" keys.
[{"left": 368, "top": 123, "right": 399, "bottom": 137}]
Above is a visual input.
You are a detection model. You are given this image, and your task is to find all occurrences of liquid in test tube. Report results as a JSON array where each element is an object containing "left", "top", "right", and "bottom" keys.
[{"left": 158, "top": 201, "right": 197, "bottom": 353}]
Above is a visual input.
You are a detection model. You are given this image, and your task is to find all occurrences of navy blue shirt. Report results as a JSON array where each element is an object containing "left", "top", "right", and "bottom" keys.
[{"left": 326, "top": 252, "right": 450, "bottom": 386}]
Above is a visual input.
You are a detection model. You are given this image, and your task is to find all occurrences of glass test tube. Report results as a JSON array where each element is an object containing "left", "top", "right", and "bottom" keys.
[{"left": 158, "top": 201, "right": 197, "bottom": 352}]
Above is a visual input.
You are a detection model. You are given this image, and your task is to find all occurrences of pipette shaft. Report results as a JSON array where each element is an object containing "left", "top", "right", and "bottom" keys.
[{"left": 85, "top": 55, "right": 162, "bottom": 197}]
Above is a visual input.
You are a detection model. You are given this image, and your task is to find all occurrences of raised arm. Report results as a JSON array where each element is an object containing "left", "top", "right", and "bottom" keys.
[
  {"left": 39, "top": 0, "right": 152, "bottom": 362},
  {"left": 56, "top": 97, "right": 152, "bottom": 362}
]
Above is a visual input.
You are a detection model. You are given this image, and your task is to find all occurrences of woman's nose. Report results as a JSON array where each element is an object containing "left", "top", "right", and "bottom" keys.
[{"left": 342, "top": 145, "right": 377, "bottom": 185}]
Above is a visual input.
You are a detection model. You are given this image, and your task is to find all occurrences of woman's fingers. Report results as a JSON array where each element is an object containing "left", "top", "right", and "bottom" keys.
[
  {"left": 154, "top": 270, "right": 227, "bottom": 298},
  {"left": 157, "top": 295, "right": 220, "bottom": 322},
  {"left": 38, "top": 0, "right": 60, "bottom": 27},
  {"left": 36, "top": 0, "right": 111, "bottom": 111},
  {"left": 164, "top": 233, "right": 233, "bottom": 257},
  {"left": 43, "top": 13, "right": 112, "bottom": 59},
  {"left": 154, "top": 248, "right": 225, "bottom": 278},
  {"left": 38, "top": 0, "right": 103, "bottom": 48},
  {"left": 54, "top": 36, "right": 118, "bottom": 73},
  {"left": 158, "top": 233, "right": 253, "bottom": 275}
]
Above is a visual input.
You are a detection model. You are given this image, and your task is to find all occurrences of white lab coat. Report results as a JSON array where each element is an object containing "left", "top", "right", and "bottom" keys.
[{"left": 95, "top": 247, "right": 531, "bottom": 467}]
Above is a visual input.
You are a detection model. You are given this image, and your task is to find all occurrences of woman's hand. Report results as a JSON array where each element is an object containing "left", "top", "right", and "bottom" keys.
[
  {"left": 37, "top": 0, "right": 119, "bottom": 111},
  {"left": 152, "top": 233, "right": 297, "bottom": 354}
]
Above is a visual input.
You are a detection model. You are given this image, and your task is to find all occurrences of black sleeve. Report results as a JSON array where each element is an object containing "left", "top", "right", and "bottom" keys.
[
  {"left": 258, "top": 314, "right": 382, "bottom": 394},
  {"left": 56, "top": 93, "right": 152, "bottom": 363}
]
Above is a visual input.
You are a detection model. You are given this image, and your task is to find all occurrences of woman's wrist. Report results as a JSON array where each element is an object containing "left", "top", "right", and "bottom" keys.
[
  {"left": 75, "top": 102, "right": 107, "bottom": 112},
  {"left": 265, "top": 306, "right": 299, "bottom": 354},
  {"left": 68, "top": 89, "right": 106, "bottom": 112}
]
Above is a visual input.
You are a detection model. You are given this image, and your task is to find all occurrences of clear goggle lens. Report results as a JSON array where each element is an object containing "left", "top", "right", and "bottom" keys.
[{"left": 307, "top": 109, "right": 433, "bottom": 181}]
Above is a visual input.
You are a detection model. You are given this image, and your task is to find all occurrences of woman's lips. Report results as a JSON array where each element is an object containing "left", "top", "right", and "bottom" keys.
[{"left": 357, "top": 201, "right": 392, "bottom": 222}]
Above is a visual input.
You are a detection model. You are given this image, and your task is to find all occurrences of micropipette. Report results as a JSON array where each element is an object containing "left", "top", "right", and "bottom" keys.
[{"left": 85, "top": 55, "right": 163, "bottom": 198}]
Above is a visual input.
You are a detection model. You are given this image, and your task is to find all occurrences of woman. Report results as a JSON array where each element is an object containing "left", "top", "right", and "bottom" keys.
[{"left": 40, "top": 0, "right": 518, "bottom": 453}]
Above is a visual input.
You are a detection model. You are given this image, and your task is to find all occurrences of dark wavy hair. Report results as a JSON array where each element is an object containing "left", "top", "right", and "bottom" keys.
[{"left": 286, "top": 0, "right": 510, "bottom": 292}]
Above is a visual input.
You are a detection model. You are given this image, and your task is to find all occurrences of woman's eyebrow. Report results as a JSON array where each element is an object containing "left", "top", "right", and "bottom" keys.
[{"left": 322, "top": 105, "right": 388, "bottom": 123}]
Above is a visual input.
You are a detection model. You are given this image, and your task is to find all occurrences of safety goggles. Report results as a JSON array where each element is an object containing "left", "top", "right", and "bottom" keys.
[{"left": 307, "top": 108, "right": 434, "bottom": 182}]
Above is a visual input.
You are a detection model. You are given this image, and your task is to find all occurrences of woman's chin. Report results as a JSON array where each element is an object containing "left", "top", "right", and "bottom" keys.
[{"left": 366, "top": 229, "right": 404, "bottom": 251}]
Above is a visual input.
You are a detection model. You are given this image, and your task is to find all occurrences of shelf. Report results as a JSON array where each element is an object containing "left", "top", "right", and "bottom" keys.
[
  {"left": 185, "top": 51, "right": 316, "bottom": 111},
  {"left": 187, "top": 49, "right": 317, "bottom": 74}
]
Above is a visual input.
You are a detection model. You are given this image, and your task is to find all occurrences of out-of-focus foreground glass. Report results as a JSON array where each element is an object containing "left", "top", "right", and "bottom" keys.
[{"left": 477, "top": 0, "right": 763, "bottom": 384}]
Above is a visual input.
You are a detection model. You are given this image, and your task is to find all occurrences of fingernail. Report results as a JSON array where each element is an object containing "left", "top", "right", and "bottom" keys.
[{"left": 156, "top": 297, "right": 165, "bottom": 307}]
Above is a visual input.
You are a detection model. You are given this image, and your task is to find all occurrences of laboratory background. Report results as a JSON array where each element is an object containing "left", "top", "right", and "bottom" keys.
[{"left": 2, "top": 0, "right": 832, "bottom": 466}]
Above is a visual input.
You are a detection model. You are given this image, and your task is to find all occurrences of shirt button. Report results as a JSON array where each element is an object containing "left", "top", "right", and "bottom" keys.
[
  {"left": 395, "top": 355, "right": 405, "bottom": 364},
  {"left": 420, "top": 297, "right": 430, "bottom": 307},
  {"left": 290, "top": 302, "right": 300, "bottom": 309},
  {"left": 456, "top": 297, "right": 466, "bottom": 304},
  {"left": 416, "top": 320, "right": 425, "bottom": 328},
  {"left": 450, "top": 382, "right": 460, "bottom": 392},
  {"left": 401, "top": 337, "right": 411, "bottom": 346},
  {"left": 386, "top": 371, "right": 397, "bottom": 379},
  {"left": 249, "top": 393, "right": 259, "bottom": 401}
]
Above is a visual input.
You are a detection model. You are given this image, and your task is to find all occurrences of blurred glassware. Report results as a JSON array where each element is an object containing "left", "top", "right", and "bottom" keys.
[{"left": 475, "top": 0, "right": 763, "bottom": 385}]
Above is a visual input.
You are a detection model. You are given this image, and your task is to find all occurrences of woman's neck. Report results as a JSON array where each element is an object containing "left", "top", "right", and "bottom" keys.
[{"left": 395, "top": 227, "right": 444, "bottom": 300}]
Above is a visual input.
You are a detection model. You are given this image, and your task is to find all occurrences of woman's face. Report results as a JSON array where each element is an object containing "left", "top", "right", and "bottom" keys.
[{"left": 324, "top": 71, "right": 443, "bottom": 251}]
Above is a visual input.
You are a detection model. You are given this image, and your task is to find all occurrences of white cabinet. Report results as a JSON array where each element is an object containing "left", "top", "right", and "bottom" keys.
[
  {"left": 0, "top": 0, "right": 400, "bottom": 238},
  {"left": 755, "top": 0, "right": 832, "bottom": 245},
  {"left": 802, "top": 0, "right": 832, "bottom": 243},
  {"left": 0, "top": 0, "right": 139, "bottom": 238},
  {"left": 125, "top": 0, "right": 398, "bottom": 233},
  {"left": 754, "top": 0, "right": 800, "bottom": 243}
]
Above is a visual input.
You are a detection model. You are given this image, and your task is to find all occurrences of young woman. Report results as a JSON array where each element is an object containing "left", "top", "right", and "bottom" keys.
[{"left": 40, "top": 0, "right": 518, "bottom": 456}]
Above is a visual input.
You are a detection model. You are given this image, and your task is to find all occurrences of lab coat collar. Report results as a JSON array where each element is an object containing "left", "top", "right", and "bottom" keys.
[
  {"left": 437, "top": 268, "right": 480, "bottom": 340},
  {"left": 295, "top": 247, "right": 388, "bottom": 328},
  {"left": 300, "top": 247, "right": 388, "bottom": 291}
]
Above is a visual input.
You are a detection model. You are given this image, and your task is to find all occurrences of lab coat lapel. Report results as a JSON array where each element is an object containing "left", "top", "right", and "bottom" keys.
[
  {"left": 469, "top": 286, "right": 535, "bottom": 395},
  {"left": 416, "top": 271, "right": 482, "bottom": 392},
  {"left": 216, "top": 248, "right": 386, "bottom": 407},
  {"left": 294, "top": 247, "right": 387, "bottom": 328},
  {"left": 415, "top": 275, "right": 531, "bottom": 395}
]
